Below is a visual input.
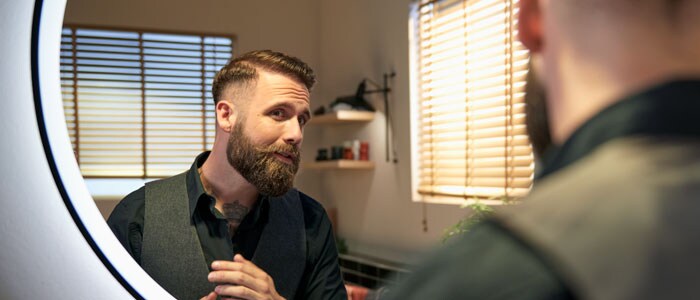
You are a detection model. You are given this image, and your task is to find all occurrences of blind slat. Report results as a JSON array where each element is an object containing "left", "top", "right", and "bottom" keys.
[
  {"left": 61, "top": 26, "right": 231, "bottom": 179},
  {"left": 415, "top": 0, "right": 532, "bottom": 201}
]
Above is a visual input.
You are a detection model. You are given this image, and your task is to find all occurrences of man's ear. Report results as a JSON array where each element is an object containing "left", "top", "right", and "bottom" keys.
[
  {"left": 215, "top": 100, "right": 237, "bottom": 133},
  {"left": 518, "top": 0, "right": 543, "bottom": 53}
]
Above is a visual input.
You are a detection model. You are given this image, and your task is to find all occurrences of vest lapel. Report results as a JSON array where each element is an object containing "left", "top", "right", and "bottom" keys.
[{"left": 142, "top": 172, "right": 214, "bottom": 300}]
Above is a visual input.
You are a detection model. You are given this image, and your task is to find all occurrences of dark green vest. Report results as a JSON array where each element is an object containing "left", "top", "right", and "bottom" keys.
[
  {"left": 141, "top": 172, "right": 306, "bottom": 300},
  {"left": 496, "top": 137, "right": 700, "bottom": 300}
]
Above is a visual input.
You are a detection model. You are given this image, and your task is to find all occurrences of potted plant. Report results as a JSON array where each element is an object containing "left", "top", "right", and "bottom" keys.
[{"left": 442, "top": 196, "right": 514, "bottom": 243}]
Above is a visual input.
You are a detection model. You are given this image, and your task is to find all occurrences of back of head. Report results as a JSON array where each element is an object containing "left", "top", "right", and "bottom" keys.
[
  {"left": 522, "top": 0, "right": 700, "bottom": 143},
  {"left": 211, "top": 50, "right": 316, "bottom": 104},
  {"left": 545, "top": 0, "right": 700, "bottom": 64},
  {"left": 550, "top": 0, "right": 690, "bottom": 25}
]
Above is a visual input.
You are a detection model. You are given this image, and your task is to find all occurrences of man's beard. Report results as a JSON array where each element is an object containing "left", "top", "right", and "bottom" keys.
[
  {"left": 226, "top": 123, "right": 300, "bottom": 197},
  {"left": 524, "top": 59, "right": 552, "bottom": 159}
]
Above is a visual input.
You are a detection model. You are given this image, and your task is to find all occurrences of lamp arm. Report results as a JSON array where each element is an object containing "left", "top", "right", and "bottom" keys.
[
  {"left": 364, "top": 78, "right": 383, "bottom": 89},
  {"left": 363, "top": 88, "right": 390, "bottom": 94},
  {"left": 360, "top": 72, "right": 397, "bottom": 162},
  {"left": 383, "top": 72, "right": 397, "bottom": 163}
]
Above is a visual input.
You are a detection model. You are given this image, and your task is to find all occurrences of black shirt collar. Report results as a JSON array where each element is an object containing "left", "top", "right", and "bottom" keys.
[
  {"left": 538, "top": 79, "right": 700, "bottom": 179},
  {"left": 185, "top": 151, "right": 268, "bottom": 230}
]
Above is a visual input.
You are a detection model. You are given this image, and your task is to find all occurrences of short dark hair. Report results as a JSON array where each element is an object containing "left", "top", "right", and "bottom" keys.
[{"left": 211, "top": 49, "right": 316, "bottom": 104}]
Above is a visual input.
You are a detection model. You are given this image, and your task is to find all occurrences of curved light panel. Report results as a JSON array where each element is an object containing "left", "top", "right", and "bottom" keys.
[{"left": 0, "top": 0, "right": 172, "bottom": 298}]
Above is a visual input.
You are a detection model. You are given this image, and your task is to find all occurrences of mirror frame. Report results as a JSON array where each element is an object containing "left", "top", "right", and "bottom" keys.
[{"left": 4, "top": 0, "right": 175, "bottom": 297}]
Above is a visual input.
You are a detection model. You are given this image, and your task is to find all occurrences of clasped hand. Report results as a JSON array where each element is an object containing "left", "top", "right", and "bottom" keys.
[{"left": 200, "top": 254, "right": 284, "bottom": 300}]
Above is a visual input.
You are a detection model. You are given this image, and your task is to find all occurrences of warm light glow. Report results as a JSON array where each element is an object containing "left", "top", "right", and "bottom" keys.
[
  {"left": 415, "top": 0, "right": 533, "bottom": 201},
  {"left": 61, "top": 27, "right": 231, "bottom": 178}
]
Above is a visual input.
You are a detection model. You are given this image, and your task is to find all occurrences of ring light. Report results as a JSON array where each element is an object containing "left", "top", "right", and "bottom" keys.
[{"left": 0, "top": 0, "right": 172, "bottom": 298}]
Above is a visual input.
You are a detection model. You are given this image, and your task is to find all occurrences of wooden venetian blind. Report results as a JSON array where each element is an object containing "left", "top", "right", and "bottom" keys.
[
  {"left": 60, "top": 26, "right": 233, "bottom": 178},
  {"left": 415, "top": 0, "right": 533, "bottom": 203}
]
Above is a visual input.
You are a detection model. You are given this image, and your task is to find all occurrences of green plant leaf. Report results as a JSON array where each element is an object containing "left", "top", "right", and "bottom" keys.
[{"left": 441, "top": 197, "right": 506, "bottom": 243}]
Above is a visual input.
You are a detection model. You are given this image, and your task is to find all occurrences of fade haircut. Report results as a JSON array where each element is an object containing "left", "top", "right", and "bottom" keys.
[
  {"left": 553, "top": 0, "right": 687, "bottom": 22},
  {"left": 211, "top": 49, "right": 316, "bottom": 104}
]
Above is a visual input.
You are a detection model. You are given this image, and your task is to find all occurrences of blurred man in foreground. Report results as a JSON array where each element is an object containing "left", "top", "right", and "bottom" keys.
[{"left": 388, "top": 0, "right": 700, "bottom": 299}]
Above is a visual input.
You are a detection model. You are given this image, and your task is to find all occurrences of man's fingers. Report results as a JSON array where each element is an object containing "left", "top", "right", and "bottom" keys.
[
  {"left": 233, "top": 253, "right": 247, "bottom": 263},
  {"left": 199, "top": 291, "right": 217, "bottom": 300},
  {"left": 214, "top": 284, "right": 261, "bottom": 300},
  {"left": 209, "top": 256, "right": 281, "bottom": 299},
  {"left": 234, "top": 254, "right": 267, "bottom": 279},
  {"left": 211, "top": 256, "right": 266, "bottom": 279},
  {"left": 208, "top": 270, "right": 268, "bottom": 292}
]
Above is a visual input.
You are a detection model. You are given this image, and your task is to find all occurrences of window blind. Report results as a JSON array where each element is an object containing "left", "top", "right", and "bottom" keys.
[
  {"left": 414, "top": 0, "right": 533, "bottom": 203},
  {"left": 60, "top": 26, "right": 233, "bottom": 178}
]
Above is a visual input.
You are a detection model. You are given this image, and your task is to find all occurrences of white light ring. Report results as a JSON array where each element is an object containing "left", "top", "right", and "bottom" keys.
[{"left": 32, "top": 0, "right": 174, "bottom": 298}]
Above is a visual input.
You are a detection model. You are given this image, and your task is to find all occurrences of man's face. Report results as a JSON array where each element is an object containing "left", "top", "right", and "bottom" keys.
[{"left": 225, "top": 70, "right": 311, "bottom": 196}]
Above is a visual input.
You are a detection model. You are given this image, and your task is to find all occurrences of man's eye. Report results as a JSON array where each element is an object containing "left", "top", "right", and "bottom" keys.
[
  {"left": 299, "top": 117, "right": 308, "bottom": 126},
  {"left": 270, "top": 110, "right": 285, "bottom": 118}
]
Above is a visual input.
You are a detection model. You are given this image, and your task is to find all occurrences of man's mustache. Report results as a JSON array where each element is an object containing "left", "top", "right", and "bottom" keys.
[{"left": 259, "top": 144, "right": 301, "bottom": 165}]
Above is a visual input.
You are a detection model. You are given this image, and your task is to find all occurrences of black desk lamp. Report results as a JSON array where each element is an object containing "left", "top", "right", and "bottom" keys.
[{"left": 330, "top": 72, "right": 397, "bottom": 162}]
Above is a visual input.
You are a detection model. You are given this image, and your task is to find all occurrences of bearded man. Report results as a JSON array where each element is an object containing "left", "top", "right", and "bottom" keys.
[{"left": 108, "top": 50, "right": 347, "bottom": 300}]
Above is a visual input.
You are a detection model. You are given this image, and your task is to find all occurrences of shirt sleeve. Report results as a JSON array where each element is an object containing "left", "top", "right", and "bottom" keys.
[
  {"left": 298, "top": 193, "right": 348, "bottom": 300},
  {"left": 106, "top": 187, "right": 146, "bottom": 265},
  {"left": 383, "top": 221, "right": 575, "bottom": 300}
]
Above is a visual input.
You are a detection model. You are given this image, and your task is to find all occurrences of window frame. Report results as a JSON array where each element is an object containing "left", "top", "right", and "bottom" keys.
[
  {"left": 409, "top": 0, "right": 533, "bottom": 205},
  {"left": 60, "top": 24, "right": 235, "bottom": 179}
]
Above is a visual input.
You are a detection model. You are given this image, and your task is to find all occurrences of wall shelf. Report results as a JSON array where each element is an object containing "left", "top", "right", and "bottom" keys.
[
  {"left": 302, "top": 160, "right": 375, "bottom": 170},
  {"left": 309, "top": 111, "right": 375, "bottom": 125}
]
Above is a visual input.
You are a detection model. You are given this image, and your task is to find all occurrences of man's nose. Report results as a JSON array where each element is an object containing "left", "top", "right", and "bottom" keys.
[{"left": 283, "top": 119, "right": 303, "bottom": 146}]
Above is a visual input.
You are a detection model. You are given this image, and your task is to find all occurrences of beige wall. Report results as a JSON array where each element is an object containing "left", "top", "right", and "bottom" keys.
[
  {"left": 65, "top": 0, "right": 467, "bottom": 264},
  {"left": 315, "top": 0, "right": 466, "bottom": 263},
  {"left": 64, "top": 0, "right": 321, "bottom": 60}
]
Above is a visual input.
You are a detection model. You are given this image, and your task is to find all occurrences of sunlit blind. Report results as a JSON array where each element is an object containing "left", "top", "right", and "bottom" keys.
[
  {"left": 415, "top": 0, "right": 533, "bottom": 203},
  {"left": 60, "top": 26, "right": 232, "bottom": 178}
]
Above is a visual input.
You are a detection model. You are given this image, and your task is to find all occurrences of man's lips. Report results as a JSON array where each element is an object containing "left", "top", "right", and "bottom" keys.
[{"left": 273, "top": 151, "right": 298, "bottom": 164}]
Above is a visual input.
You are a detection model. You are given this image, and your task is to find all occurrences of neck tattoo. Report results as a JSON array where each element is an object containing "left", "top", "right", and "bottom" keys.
[
  {"left": 199, "top": 168, "right": 251, "bottom": 237},
  {"left": 223, "top": 201, "right": 250, "bottom": 237}
]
